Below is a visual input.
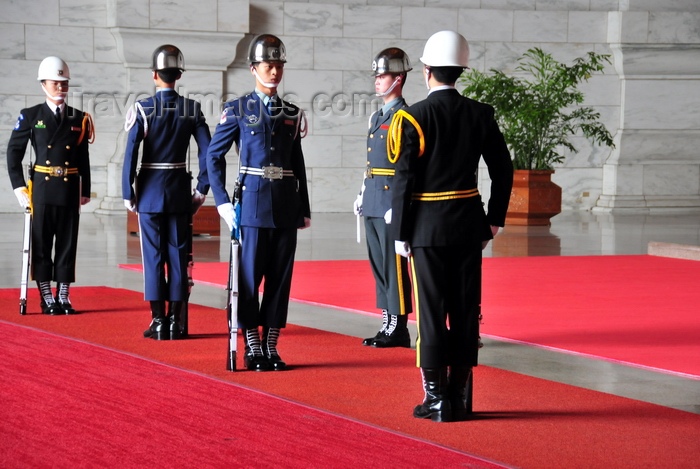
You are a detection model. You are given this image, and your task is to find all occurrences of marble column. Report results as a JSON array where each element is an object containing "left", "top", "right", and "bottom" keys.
[
  {"left": 595, "top": 11, "right": 700, "bottom": 214},
  {"left": 96, "top": 28, "right": 244, "bottom": 213}
]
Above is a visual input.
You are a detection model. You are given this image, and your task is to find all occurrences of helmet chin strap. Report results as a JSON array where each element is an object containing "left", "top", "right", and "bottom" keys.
[
  {"left": 375, "top": 76, "right": 401, "bottom": 97},
  {"left": 252, "top": 68, "right": 278, "bottom": 90},
  {"left": 41, "top": 82, "right": 66, "bottom": 103}
]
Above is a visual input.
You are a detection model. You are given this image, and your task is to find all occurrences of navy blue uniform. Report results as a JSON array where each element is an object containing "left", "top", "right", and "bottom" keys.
[
  {"left": 363, "top": 100, "right": 412, "bottom": 318},
  {"left": 207, "top": 92, "right": 310, "bottom": 329},
  {"left": 7, "top": 102, "right": 91, "bottom": 282},
  {"left": 122, "top": 89, "right": 210, "bottom": 301}
]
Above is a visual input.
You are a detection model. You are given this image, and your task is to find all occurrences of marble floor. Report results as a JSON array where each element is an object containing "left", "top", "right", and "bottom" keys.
[{"left": 1, "top": 209, "right": 698, "bottom": 414}]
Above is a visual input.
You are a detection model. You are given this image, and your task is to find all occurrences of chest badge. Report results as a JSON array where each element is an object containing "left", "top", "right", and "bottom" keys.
[{"left": 35, "top": 121, "right": 46, "bottom": 129}]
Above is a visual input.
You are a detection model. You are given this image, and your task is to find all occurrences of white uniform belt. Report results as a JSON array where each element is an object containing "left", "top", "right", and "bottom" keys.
[
  {"left": 240, "top": 165, "right": 294, "bottom": 180},
  {"left": 140, "top": 162, "right": 187, "bottom": 170}
]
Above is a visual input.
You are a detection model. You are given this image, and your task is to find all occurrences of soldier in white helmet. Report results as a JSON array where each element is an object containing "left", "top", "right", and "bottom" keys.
[
  {"left": 387, "top": 31, "right": 513, "bottom": 422},
  {"left": 7, "top": 56, "right": 93, "bottom": 315},
  {"left": 354, "top": 48, "right": 413, "bottom": 349}
]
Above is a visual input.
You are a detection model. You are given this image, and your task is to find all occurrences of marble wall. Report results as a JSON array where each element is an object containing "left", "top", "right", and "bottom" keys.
[{"left": 1, "top": 0, "right": 699, "bottom": 215}]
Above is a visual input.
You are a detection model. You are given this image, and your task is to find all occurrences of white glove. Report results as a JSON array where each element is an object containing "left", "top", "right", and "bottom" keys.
[
  {"left": 192, "top": 189, "right": 206, "bottom": 215},
  {"left": 123, "top": 198, "right": 136, "bottom": 213},
  {"left": 353, "top": 193, "right": 363, "bottom": 216},
  {"left": 217, "top": 202, "right": 236, "bottom": 232},
  {"left": 353, "top": 182, "right": 365, "bottom": 216},
  {"left": 14, "top": 187, "right": 30, "bottom": 209},
  {"left": 395, "top": 240, "right": 411, "bottom": 258},
  {"left": 384, "top": 209, "right": 392, "bottom": 224}
]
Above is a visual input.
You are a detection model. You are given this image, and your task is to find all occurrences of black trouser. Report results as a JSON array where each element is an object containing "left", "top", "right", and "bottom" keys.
[
  {"left": 31, "top": 204, "right": 80, "bottom": 283},
  {"left": 411, "top": 244, "right": 482, "bottom": 369}
]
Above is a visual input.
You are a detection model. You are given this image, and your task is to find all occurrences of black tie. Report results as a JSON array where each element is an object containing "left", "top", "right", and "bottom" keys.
[
  {"left": 267, "top": 97, "right": 276, "bottom": 115},
  {"left": 55, "top": 107, "right": 62, "bottom": 126}
]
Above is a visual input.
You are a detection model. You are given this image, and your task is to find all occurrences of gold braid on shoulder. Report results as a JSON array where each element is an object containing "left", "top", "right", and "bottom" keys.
[
  {"left": 78, "top": 112, "right": 95, "bottom": 145},
  {"left": 387, "top": 109, "right": 425, "bottom": 164}
]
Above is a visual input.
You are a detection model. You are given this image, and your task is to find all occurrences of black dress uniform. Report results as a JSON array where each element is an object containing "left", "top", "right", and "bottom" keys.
[
  {"left": 390, "top": 86, "right": 513, "bottom": 422},
  {"left": 363, "top": 98, "right": 413, "bottom": 345},
  {"left": 7, "top": 102, "right": 91, "bottom": 289},
  {"left": 391, "top": 87, "right": 512, "bottom": 367}
]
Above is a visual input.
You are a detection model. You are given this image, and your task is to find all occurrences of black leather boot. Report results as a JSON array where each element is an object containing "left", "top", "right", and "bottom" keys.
[
  {"left": 449, "top": 366, "right": 473, "bottom": 421},
  {"left": 362, "top": 309, "right": 388, "bottom": 346},
  {"left": 243, "top": 328, "right": 271, "bottom": 371},
  {"left": 37, "top": 281, "right": 61, "bottom": 315},
  {"left": 55, "top": 282, "right": 77, "bottom": 314},
  {"left": 263, "top": 327, "right": 286, "bottom": 371},
  {"left": 168, "top": 301, "right": 184, "bottom": 340},
  {"left": 413, "top": 368, "right": 451, "bottom": 422},
  {"left": 372, "top": 314, "right": 410, "bottom": 348},
  {"left": 144, "top": 300, "right": 168, "bottom": 340}
]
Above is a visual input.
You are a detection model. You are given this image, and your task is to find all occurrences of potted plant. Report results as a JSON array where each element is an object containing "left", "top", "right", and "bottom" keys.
[{"left": 459, "top": 47, "right": 615, "bottom": 225}]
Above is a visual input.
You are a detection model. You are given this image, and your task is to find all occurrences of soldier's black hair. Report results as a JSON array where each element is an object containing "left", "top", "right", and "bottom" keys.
[
  {"left": 157, "top": 68, "right": 182, "bottom": 84},
  {"left": 429, "top": 66, "right": 464, "bottom": 85}
]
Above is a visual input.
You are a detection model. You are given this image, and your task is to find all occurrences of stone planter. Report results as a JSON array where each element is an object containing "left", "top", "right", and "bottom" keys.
[{"left": 505, "top": 170, "right": 562, "bottom": 226}]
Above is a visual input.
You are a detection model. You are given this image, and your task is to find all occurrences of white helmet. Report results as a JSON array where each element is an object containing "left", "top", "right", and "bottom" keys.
[
  {"left": 420, "top": 31, "right": 470, "bottom": 68},
  {"left": 37, "top": 56, "right": 70, "bottom": 81}
]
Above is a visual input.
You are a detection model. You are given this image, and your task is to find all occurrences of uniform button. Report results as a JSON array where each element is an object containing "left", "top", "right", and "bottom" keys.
[
  {"left": 380, "top": 135, "right": 384, "bottom": 139},
  {"left": 66, "top": 145, "right": 71, "bottom": 150},
  {"left": 45, "top": 176, "right": 50, "bottom": 181},
  {"left": 47, "top": 145, "right": 52, "bottom": 149},
  {"left": 64, "top": 178, "right": 69, "bottom": 182},
  {"left": 384, "top": 185, "right": 389, "bottom": 190},
  {"left": 46, "top": 160, "right": 51, "bottom": 164},
  {"left": 272, "top": 131, "right": 275, "bottom": 136},
  {"left": 251, "top": 131, "right": 255, "bottom": 135},
  {"left": 369, "top": 134, "right": 374, "bottom": 138},
  {"left": 270, "top": 147, "right": 275, "bottom": 151},
  {"left": 65, "top": 162, "right": 70, "bottom": 166},
  {"left": 368, "top": 148, "right": 372, "bottom": 152}
]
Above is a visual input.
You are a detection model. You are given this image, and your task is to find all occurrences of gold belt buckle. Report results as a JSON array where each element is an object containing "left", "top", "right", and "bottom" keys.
[
  {"left": 262, "top": 166, "right": 283, "bottom": 179},
  {"left": 49, "top": 166, "right": 66, "bottom": 177},
  {"left": 365, "top": 167, "right": 373, "bottom": 179}
]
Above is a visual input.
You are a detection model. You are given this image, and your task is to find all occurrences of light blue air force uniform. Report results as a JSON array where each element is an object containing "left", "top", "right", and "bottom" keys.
[
  {"left": 207, "top": 91, "right": 310, "bottom": 329},
  {"left": 122, "top": 89, "right": 211, "bottom": 301}
]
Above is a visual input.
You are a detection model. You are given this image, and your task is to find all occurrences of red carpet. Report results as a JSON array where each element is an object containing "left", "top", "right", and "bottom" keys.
[
  {"left": 2, "top": 287, "right": 700, "bottom": 469},
  {"left": 121, "top": 255, "right": 700, "bottom": 378},
  {"left": 1, "top": 321, "right": 492, "bottom": 468}
]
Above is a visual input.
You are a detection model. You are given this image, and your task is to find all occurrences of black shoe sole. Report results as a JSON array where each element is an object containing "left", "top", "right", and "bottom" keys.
[
  {"left": 371, "top": 339, "right": 411, "bottom": 348},
  {"left": 244, "top": 356, "right": 271, "bottom": 371},
  {"left": 413, "top": 404, "right": 452, "bottom": 423},
  {"left": 147, "top": 330, "right": 169, "bottom": 340}
]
